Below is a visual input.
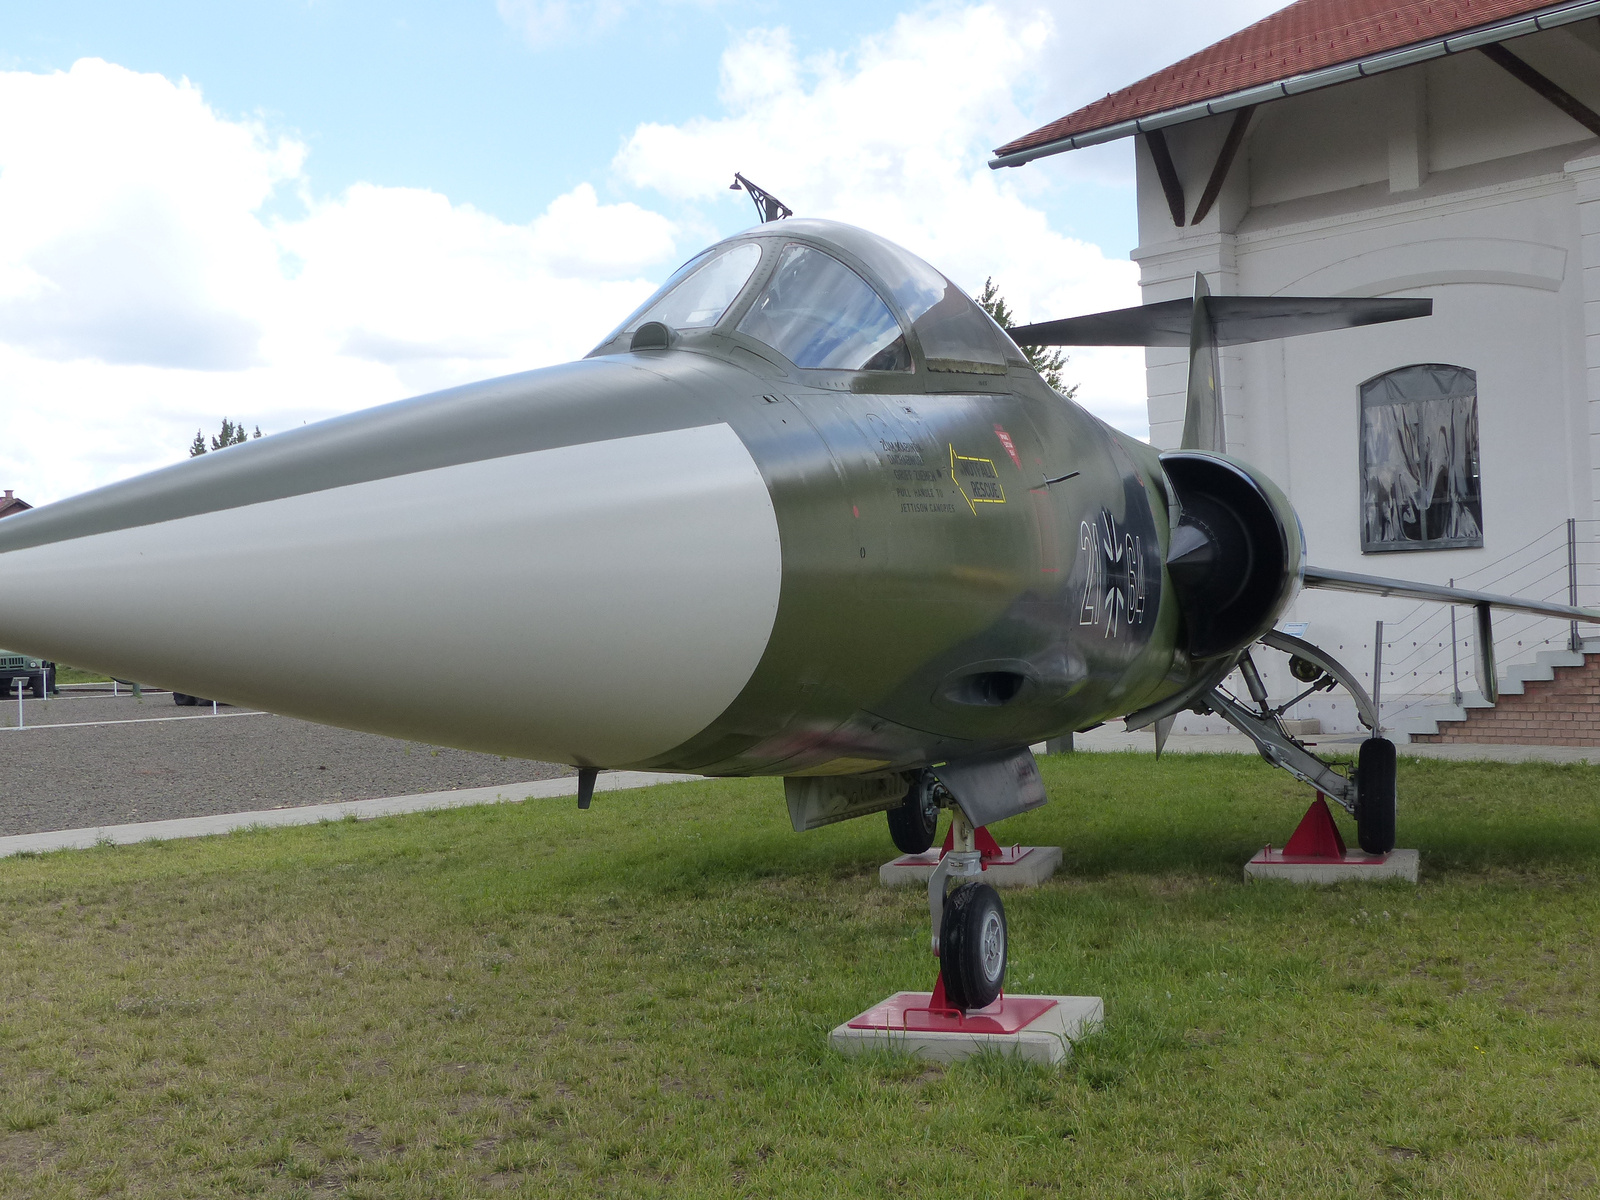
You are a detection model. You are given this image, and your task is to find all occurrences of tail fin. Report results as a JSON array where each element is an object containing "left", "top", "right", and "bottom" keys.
[{"left": 1181, "top": 273, "right": 1222, "bottom": 453}]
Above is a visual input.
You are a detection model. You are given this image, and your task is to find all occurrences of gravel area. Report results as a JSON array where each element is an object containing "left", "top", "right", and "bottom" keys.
[{"left": 0, "top": 687, "right": 571, "bottom": 836}]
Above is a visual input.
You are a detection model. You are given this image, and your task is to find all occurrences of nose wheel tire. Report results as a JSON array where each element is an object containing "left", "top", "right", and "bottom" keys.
[
  {"left": 887, "top": 774, "right": 941, "bottom": 855},
  {"left": 1355, "top": 736, "right": 1397, "bottom": 854},
  {"left": 939, "top": 881, "right": 1007, "bottom": 1011}
]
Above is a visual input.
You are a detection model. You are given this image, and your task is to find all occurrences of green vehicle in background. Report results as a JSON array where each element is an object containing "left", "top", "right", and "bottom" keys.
[{"left": 0, "top": 650, "right": 52, "bottom": 698}]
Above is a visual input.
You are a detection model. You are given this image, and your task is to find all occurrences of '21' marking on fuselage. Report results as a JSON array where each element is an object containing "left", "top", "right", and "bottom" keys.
[{"left": 1079, "top": 510, "right": 1148, "bottom": 638}]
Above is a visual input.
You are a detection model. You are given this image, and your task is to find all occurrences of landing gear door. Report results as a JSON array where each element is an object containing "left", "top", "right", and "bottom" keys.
[{"left": 929, "top": 746, "right": 1047, "bottom": 828}]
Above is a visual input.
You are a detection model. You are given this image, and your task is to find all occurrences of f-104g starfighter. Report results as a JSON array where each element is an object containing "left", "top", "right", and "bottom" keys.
[{"left": 1, "top": 217, "right": 1593, "bottom": 1009}]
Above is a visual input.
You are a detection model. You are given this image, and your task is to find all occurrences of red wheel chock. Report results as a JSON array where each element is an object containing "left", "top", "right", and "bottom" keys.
[{"left": 1279, "top": 795, "right": 1347, "bottom": 860}]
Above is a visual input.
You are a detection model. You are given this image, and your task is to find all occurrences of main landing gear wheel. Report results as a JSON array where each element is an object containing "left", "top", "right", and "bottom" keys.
[
  {"left": 1356, "top": 736, "right": 1397, "bottom": 854},
  {"left": 939, "top": 881, "right": 1007, "bottom": 1010},
  {"left": 887, "top": 774, "right": 940, "bottom": 855}
]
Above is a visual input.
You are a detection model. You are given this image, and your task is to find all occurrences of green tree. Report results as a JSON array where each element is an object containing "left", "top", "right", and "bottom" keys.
[
  {"left": 188, "top": 419, "right": 263, "bottom": 457},
  {"left": 976, "top": 277, "right": 1077, "bottom": 399}
]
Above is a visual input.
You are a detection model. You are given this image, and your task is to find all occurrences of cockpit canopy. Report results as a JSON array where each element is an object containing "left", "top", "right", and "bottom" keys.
[{"left": 588, "top": 219, "right": 1028, "bottom": 377}]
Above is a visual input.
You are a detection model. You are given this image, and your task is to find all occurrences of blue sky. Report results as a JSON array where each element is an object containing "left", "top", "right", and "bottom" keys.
[
  {"left": 0, "top": 0, "right": 1284, "bottom": 503},
  {"left": 3, "top": 0, "right": 1143, "bottom": 245}
]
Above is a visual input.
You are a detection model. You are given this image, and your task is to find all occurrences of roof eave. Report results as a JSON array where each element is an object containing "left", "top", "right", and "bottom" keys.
[{"left": 990, "top": 0, "right": 1600, "bottom": 169}]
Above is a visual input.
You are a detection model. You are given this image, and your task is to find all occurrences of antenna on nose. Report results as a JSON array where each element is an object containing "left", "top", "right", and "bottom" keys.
[{"left": 730, "top": 173, "right": 793, "bottom": 223}]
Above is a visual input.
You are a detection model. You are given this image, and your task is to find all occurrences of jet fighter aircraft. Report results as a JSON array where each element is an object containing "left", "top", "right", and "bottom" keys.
[{"left": 1, "top": 218, "right": 1595, "bottom": 1011}]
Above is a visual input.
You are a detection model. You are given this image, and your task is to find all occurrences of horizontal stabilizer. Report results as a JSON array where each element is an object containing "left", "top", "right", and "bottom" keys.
[
  {"left": 1010, "top": 296, "right": 1433, "bottom": 348},
  {"left": 1304, "top": 566, "right": 1600, "bottom": 624}
]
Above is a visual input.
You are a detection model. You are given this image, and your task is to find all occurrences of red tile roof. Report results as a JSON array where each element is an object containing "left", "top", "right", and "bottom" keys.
[{"left": 995, "top": 0, "right": 1581, "bottom": 160}]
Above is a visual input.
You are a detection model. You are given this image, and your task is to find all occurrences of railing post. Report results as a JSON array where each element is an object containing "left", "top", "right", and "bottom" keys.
[
  {"left": 1373, "top": 620, "right": 1384, "bottom": 735},
  {"left": 1449, "top": 579, "right": 1462, "bottom": 705},
  {"left": 1569, "top": 517, "right": 1581, "bottom": 653}
]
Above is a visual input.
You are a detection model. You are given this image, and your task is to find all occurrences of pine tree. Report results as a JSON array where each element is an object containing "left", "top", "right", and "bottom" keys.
[
  {"left": 976, "top": 278, "right": 1077, "bottom": 399},
  {"left": 210, "top": 418, "right": 247, "bottom": 451},
  {"left": 187, "top": 419, "right": 263, "bottom": 458}
]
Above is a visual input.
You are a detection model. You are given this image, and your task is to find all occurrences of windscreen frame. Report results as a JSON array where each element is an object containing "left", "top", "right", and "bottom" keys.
[
  {"left": 731, "top": 240, "right": 916, "bottom": 374},
  {"left": 588, "top": 239, "right": 769, "bottom": 355}
]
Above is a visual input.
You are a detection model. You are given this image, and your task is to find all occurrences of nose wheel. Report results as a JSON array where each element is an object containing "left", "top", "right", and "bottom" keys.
[{"left": 939, "top": 881, "right": 1007, "bottom": 1010}]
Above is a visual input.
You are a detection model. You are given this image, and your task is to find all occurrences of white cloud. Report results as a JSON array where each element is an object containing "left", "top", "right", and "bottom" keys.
[
  {"left": 0, "top": 60, "right": 679, "bottom": 504},
  {"left": 0, "top": 58, "right": 299, "bottom": 372},
  {"left": 613, "top": 5, "right": 1146, "bottom": 432}
]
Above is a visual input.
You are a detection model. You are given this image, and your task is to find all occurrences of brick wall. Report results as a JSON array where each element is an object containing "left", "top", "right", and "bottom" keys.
[{"left": 1411, "top": 652, "right": 1600, "bottom": 746}]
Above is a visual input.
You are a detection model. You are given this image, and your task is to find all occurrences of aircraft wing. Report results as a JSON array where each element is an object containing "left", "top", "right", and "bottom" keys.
[
  {"left": 1010, "top": 296, "right": 1433, "bottom": 347},
  {"left": 1303, "top": 566, "right": 1596, "bottom": 706},
  {"left": 1303, "top": 566, "right": 1600, "bottom": 625}
]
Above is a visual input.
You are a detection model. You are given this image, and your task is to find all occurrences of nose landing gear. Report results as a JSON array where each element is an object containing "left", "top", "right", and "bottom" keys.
[
  {"left": 927, "top": 808, "right": 1009, "bottom": 1012},
  {"left": 835, "top": 752, "right": 1102, "bottom": 1061}
]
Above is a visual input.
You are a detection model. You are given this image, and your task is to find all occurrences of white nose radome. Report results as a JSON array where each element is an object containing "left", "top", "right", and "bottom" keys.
[{"left": 0, "top": 423, "right": 782, "bottom": 766}]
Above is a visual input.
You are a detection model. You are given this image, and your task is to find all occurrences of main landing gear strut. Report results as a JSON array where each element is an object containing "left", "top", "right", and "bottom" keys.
[{"left": 1201, "top": 630, "right": 1398, "bottom": 853}]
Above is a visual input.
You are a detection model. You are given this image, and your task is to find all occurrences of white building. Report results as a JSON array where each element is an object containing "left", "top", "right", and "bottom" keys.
[{"left": 994, "top": 0, "right": 1600, "bottom": 736}]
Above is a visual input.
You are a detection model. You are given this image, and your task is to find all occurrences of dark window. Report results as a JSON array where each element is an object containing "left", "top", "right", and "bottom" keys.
[
  {"left": 737, "top": 244, "right": 910, "bottom": 371},
  {"left": 1360, "top": 363, "right": 1482, "bottom": 552}
]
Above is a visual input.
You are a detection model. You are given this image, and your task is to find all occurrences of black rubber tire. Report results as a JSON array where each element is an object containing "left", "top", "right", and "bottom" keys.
[
  {"left": 939, "top": 882, "right": 1007, "bottom": 1011},
  {"left": 886, "top": 776, "right": 940, "bottom": 854},
  {"left": 29, "top": 674, "right": 45, "bottom": 699},
  {"left": 1356, "top": 736, "right": 1398, "bottom": 854},
  {"left": 173, "top": 692, "right": 195, "bottom": 707}
]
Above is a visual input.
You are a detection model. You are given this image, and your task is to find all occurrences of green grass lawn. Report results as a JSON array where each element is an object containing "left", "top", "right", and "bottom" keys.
[
  {"left": 46, "top": 668, "right": 112, "bottom": 686},
  {"left": 2, "top": 752, "right": 1598, "bottom": 1198}
]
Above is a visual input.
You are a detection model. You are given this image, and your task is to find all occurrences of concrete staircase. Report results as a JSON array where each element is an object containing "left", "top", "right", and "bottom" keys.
[{"left": 1391, "top": 636, "right": 1600, "bottom": 746}]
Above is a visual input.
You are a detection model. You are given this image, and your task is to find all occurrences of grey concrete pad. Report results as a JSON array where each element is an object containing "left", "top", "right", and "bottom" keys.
[
  {"left": 830, "top": 994, "right": 1103, "bottom": 1065},
  {"left": 1245, "top": 848, "right": 1419, "bottom": 884},
  {"left": 0, "top": 770, "right": 702, "bottom": 858},
  {"left": 879, "top": 846, "right": 1063, "bottom": 888}
]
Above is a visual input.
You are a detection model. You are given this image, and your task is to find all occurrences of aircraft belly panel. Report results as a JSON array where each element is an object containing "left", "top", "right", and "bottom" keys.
[{"left": 0, "top": 425, "right": 783, "bottom": 765}]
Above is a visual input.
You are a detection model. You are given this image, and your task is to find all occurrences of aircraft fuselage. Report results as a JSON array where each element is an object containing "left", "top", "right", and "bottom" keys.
[{"left": 0, "top": 348, "right": 1182, "bottom": 775}]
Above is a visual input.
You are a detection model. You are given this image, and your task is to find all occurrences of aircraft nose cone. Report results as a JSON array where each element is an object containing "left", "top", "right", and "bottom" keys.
[{"left": 0, "top": 405, "right": 782, "bottom": 766}]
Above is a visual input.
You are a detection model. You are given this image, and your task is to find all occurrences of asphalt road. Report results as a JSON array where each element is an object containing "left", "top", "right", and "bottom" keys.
[{"left": 0, "top": 686, "right": 571, "bottom": 836}]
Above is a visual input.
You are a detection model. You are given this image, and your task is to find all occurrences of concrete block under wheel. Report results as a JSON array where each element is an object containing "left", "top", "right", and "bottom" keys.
[
  {"left": 830, "top": 993, "right": 1103, "bottom": 1065},
  {"left": 879, "top": 845, "right": 1062, "bottom": 888},
  {"left": 1245, "top": 848, "right": 1419, "bottom": 884}
]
